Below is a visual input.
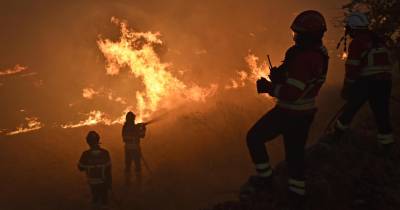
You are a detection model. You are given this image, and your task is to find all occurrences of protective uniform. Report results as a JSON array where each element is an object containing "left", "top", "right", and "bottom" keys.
[
  {"left": 335, "top": 12, "right": 394, "bottom": 147},
  {"left": 122, "top": 112, "right": 146, "bottom": 175},
  {"left": 78, "top": 131, "right": 112, "bottom": 209},
  {"left": 241, "top": 10, "right": 329, "bottom": 207}
]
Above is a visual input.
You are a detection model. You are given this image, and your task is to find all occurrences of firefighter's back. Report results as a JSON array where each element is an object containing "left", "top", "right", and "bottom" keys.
[{"left": 79, "top": 148, "right": 111, "bottom": 184}]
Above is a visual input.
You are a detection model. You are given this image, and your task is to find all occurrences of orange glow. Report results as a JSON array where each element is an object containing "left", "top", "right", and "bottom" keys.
[{"left": 6, "top": 117, "right": 43, "bottom": 136}]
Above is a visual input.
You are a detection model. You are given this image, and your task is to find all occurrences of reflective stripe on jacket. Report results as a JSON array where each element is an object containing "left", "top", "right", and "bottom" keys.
[
  {"left": 273, "top": 45, "right": 329, "bottom": 112},
  {"left": 78, "top": 148, "right": 111, "bottom": 185},
  {"left": 345, "top": 32, "right": 392, "bottom": 80}
]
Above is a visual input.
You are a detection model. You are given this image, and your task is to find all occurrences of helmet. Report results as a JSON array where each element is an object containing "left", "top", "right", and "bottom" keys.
[
  {"left": 291, "top": 10, "right": 327, "bottom": 34},
  {"left": 345, "top": 12, "right": 369, "bottom": 30},
  {"left": 126, "top": 111, "right": 136, "bottom": 122},
  {"left": 86, "top": 131, "right": 100, "bottom": 146}
]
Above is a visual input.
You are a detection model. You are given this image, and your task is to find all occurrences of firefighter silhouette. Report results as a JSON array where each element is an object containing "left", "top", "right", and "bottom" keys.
[
  {"left": 78, "top": 131, "right": 112, "bottom": 209},
  {"left": 240, "top": 10, "right": 329, "bottom": 210},
  {"left": 122, "top": 111, "right": 146, "bottom": 185},
  {"left": 335, "top": 12, "right": 394, "bottom": 151}
]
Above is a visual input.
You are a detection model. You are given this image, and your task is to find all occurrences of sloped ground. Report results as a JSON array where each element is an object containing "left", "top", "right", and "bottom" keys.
[{"left": 204, "top": 80, "right": 400, "bottom": 210}]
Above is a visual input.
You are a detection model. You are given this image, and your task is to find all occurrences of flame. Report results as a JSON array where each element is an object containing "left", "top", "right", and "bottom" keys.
[
  {"left": 245, "top": 53, "right": 271, "bottom": 80},
  {"left": 97, "top": 17, "right": 217, "bottom": 122},
  {"left": 0, "top": 64, "right": 28, "bottom": 77},
  {"left": 341, "top": 52, "right": 348, "bottom": 60},
  {"left": 61, "top": 106, "right": 134, "bottom": 129},
  {"left": 82, "top": 88, "right": 99, "bottom": 99},
  {"left": 61, "top": 110, "right": 113, "bottom": 128},
  {"left": 6, "top": 117, "right": 43, "bottom": 136},
  {"left": 226, "top": 53, "right": 270, "bottom": 89}
]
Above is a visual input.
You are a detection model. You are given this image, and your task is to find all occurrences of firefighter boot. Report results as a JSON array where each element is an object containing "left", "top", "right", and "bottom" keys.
[
  {"left": 239, "top": 175, "right": 273, "bottom": 200},
  {"left": 287, "top": 190, "right": 306, "bottom": 210},
  {"left": 377, "top": 142, "right": 395, "bottom": 158}
]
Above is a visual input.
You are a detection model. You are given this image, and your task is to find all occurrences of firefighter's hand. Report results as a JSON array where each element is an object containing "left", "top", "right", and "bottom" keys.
[
  {"left": 269, "top": 66, "right": 286, "bottom": 83},
  {"left": 256, "top": 77, "right": 272, "bottom": 94}
]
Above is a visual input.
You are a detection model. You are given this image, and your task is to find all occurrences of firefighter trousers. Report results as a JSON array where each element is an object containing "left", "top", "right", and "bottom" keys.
[
  {"left": 338, "top": 77, "right": 392, "bottom": 135},
  {"left": 90, "top": 183, "right": 109, "bottom": 207},
  {"left": 247, "top": 107, "right": 316, "bottom": 181},
  {"left": 125, "top": 145, "right": 142, "bottom": 173}
]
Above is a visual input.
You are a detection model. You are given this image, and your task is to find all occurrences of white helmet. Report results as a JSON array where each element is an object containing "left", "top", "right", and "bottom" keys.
[{"left": 345, "top": 12, "right": 369, "bottom": 30}]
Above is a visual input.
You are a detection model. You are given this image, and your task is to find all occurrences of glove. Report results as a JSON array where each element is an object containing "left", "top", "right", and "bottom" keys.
[
  {"left": 341, "top": 80, "right": 353, "bottom": 100},
  {"left": 256, "top": 77, "right": 273, "bottom": 94}
]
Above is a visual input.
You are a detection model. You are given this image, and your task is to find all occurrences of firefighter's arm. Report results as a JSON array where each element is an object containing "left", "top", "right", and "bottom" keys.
[
  {"left": 105, "top": 151, "right": 112, "bottom": 189},
  {"left": 271, "top": 53, "right": 314, "bottom": 101},
  {"left": 345, "top": 40, "right": 364, "bottom": 82},
  {"left": 77, "top": 152, "right": 87, "bottom": 171},
  {"left": 137, "top": 123, "right": 147, "bottom": 138}
]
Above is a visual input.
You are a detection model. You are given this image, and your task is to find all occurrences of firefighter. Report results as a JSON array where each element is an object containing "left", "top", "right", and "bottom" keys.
[
  {"left": 122, "top": 111, "right": 146, "bottom": 183},
  {"left": 78, "top": 131, "right": 112, "bottom": 210},
  {"left": 334, "top": 12, "right": 394, "bottom": 151},
  {"left": 240, "top": 10, "right": 329, "bottom": 209}
]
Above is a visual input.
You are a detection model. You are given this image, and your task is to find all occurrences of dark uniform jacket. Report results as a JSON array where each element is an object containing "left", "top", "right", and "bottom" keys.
[
  {"left": 78, "top": 148, "right": 112, "bottom": 187},
  {"left": 122, "top": 123, "right": 146, "bottom": 149},
  {"left": 345, "top": 32, "right": 392, "bottom": 82},
  {"left": 270, "top": 44, "right": 329, "bottom": 114}
]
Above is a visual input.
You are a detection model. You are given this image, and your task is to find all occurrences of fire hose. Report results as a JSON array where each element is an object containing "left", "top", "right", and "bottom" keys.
[
  {"left": 140, "top": 152, "right": 153, "bottom": 175},
  {"left": 324, "top": 104, "right": 346, "bottom": 135}
]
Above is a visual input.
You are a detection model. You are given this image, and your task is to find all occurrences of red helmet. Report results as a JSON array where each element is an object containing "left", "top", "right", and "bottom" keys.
[{"left": 291, "top": 10, "right": 327, "bottom": 34}]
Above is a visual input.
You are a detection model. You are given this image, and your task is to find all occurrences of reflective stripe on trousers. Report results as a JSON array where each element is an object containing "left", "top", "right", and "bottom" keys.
[
  {"left": 255, "top": 163, "right": 273, "bottom": 178},
  {"left": 289, "top": 178, "right": 306, "bottom": 195},
  {"left": 377, "top": 133, "right": 394, "bottom": 145}
]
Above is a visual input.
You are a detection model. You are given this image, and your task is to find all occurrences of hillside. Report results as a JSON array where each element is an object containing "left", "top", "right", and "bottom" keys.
[{"left": 204, "top": 80, "right": 400, "bottom": 210}]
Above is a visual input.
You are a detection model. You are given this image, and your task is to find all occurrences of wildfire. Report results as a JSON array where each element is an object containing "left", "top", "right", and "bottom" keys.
[
  {"left": 0, "top": 64, "right": 28, "bottom": 77},
  {"left": 6, "top": 117, "right": 43, "bottom": 136},
  {"left": 97, "top": 17, "right": 217, "bottom": 122}
]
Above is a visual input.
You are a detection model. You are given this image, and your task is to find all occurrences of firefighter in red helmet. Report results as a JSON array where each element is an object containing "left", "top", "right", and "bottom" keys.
[
  {"left": 122, "top": 111, "right": 146, "bottom": 185},
  {"left": 78, "top": 131, "right": 112, "bottom": 210},
  {"left": 240, "top": 10, "right": 329, "bottom": 209},
  {"left": 334, "top": 12, "right": 394, "bottom": 150}
]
